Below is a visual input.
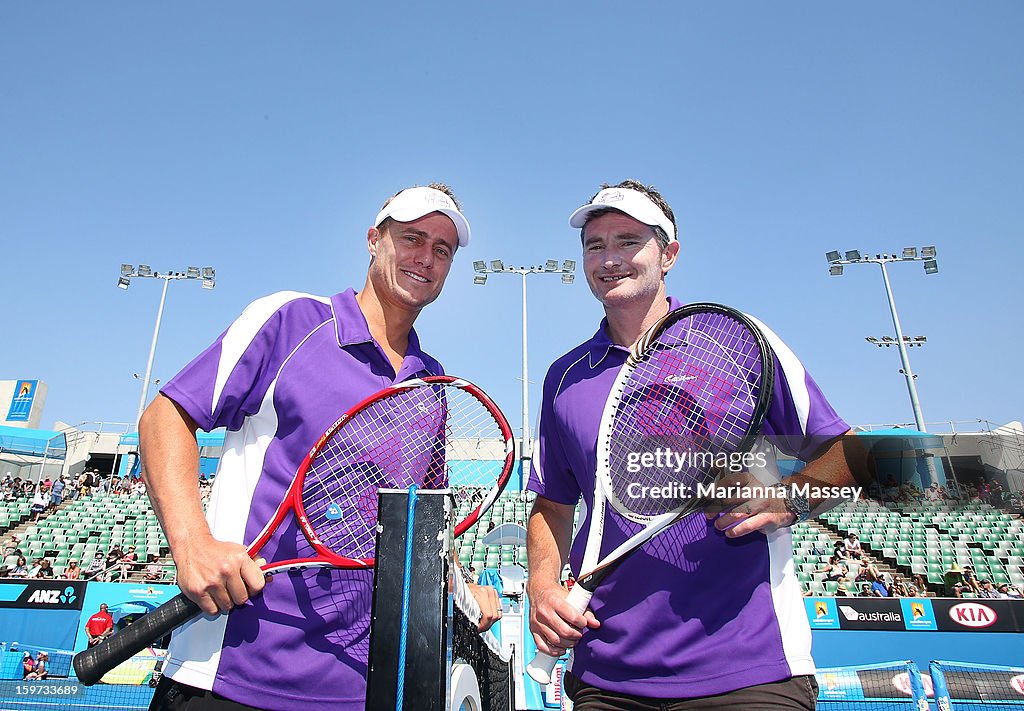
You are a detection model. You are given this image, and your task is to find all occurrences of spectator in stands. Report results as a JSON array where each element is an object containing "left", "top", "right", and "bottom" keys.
[
  {"left": 835, "top": 582, "right": 850, "bottom": 597},
  {"left": 962, "top": 565, "right": 981, "bottom": 594},
  {"left": 857, "top": 582, "right": 877, "bottom": 597},
  {"left": 143, "top": 554, "right": 163, "bottom": 581},
  {"left": 119, "top": 545, "right": 139, "bottom": 581},
  {"left": 842, "top": 532, "right": 863, "bottom": 559},
  {"left": 816, "top": 556, "right": 848, "bottom": 582},
  {"left": 1000, "top": 583, "right": 1023, "bottom": 599},
  {"left": 3, "top": 535, "right": 19, "bottom": 557},
  {"left": 977, "top": 579, "right": 1000, "bottom": 599},
  {"left": 870, "top": 574, "right": 890, "bottom": 598},
  {"left": 32, "top": 558, "right": 55, "bottom": 579},
  {"left": 25, "top": 651, "right": 48, "bottom": 680},
  {"left": 85, "top": 603, "right": 114, "bottom": 646},
  {"left": 8, "top": 555, "right": 29, "bottom": 578},
  {"left": 50, "top": 476, "right": 65, "bottom": 509},
  {"left": 30, "top": 485, "right": 48, "bottom": 521},
  {"left": 943, "top": 562, "right": 966, "bottom": 597},
  {"left": 912, "top": 573, "right": 929, "bottom": 596},
  {"left": 26, "top": 557, "right": 43, "bottom": 578},
  {"left": 104, "top": 545, "right": 123, "bottom": 581},
  {"left": 65, "top": 559, "right": 81, "bottom": 580},
  {"left": 21, "top": 652, "right": 34, "bottom": 679},
  {"left": 84, "top": 551, "right": 105, "bottom": 580},
  {"left": 889, "top": 575, "right": 909, "bottom": 597}
]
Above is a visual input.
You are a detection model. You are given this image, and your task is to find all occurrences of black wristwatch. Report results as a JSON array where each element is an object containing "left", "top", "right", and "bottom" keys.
[{"left": 778, "top": 485, "right": 810, "bottom": 525}]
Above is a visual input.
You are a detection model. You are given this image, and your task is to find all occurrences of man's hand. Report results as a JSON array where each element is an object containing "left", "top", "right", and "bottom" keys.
[
  {"left": 172, "top": 534, "right": 267, "bottom": 615},
  {"left": 527, "top": 581, "right": 599, "bottom": 658},
  {"left": 701, "top": 470, "right": 794, "bottom": 538},
  {"left": 467, "top": 582, "right": 502, "bottom": 632}
]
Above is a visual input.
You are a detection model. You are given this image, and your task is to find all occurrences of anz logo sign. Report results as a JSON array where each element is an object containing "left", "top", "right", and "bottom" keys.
[
  {"left": 24, "top": 585, "right": 79, "bottom": 607},
  {"left": 27, "top": 585, "right": 76, "bottom": 604}
]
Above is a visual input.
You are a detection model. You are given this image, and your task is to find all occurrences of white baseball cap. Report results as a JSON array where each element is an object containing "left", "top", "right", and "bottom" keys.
[
  {"left": 374, "top": 186, "right": 471, "bottom": 247},
  {"left": 569, "top": 187, "right": 676, "bottom": 243}
]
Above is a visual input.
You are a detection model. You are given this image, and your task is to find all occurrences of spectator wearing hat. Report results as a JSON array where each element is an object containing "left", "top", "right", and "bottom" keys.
[
  {"left": 835, "top": 582, "right": 850, "bottom": 597},
  {"left": 977, "top": 579, "right": 1000, "bottom": 598},
  {"left": 962, "top": 565, "right": 981, "bottom": 594}
]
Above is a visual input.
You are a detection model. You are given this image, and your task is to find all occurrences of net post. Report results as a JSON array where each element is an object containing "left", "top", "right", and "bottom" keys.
[{"left": 365, "top": 488, "right": 451, "bottom": 711}]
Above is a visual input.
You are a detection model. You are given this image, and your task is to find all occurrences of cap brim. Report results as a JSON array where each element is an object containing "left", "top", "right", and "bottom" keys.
[{"left": 387, "top": 206, "right": 471, "bottom": 248}]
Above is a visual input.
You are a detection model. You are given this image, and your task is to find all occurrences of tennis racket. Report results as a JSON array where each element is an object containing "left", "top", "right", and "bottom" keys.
[
  {"left": 526, "top": 304, "right": 774, "bottom": 684},
  {"left": 74, "top": 375, "right": 514, "bottom": 686}
]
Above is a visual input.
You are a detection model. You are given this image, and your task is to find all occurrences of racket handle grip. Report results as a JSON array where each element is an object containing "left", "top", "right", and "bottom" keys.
[
  {"left": 73, "top": 592, "right": 202, "bottom": 686},
  {"left": 526, "top": 584, "right": 594, "bottom": 686}
]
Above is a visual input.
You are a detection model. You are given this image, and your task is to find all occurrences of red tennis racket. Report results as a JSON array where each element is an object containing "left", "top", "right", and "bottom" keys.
[{"left": 74, "top": 375, "right": 514, "bottom": 685}]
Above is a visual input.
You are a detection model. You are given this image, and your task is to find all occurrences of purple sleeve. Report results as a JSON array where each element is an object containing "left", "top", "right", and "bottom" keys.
[
  {"left": 160, "top": 295, "right": 326, "bottom": 432},
  {"left": 762, "top": 353, "right": 850, "bottom": 462},
  {"left": 526, "top": 368, "right": 581, "bottom": 506}
]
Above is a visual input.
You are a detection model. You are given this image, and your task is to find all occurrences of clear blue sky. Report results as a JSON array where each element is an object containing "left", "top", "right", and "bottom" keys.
[{"left": 2, "top": 3, "right": 1021, "bottom": 435}]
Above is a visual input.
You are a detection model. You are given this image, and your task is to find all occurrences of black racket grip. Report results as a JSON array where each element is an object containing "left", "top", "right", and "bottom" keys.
[{"left": 73, "top": 592, "right": 201, "bottom": 685}]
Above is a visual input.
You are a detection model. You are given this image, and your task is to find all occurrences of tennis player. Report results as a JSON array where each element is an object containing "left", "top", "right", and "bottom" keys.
[
  {"left": 526, "top": 180, "right": 864, "bottom": 709},
  {"left": 139, "top": 184, "right": 500, "bottom": 710}
]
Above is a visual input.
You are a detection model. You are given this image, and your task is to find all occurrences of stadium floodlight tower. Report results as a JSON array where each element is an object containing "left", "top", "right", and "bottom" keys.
[
  {"left": 118, "top": 264, "right": 217, "bottom": 429},
  {"left": 472, "top": 259, "right": 576, "bottom": 460},
  {"left": 826, "top": 247, "right": 938, "bottom": 431}
]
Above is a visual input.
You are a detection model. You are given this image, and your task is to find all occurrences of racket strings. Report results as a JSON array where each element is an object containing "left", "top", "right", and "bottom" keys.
[
  {"left": 607, "top": 311, "right": 766, "bottom": 518},
  {"left": 300, "top": 384, "right": 507, "bottom": 559}
]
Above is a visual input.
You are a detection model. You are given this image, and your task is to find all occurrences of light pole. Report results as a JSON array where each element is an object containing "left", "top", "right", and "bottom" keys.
[
  {"left": 119, "top": 264, "right": 216, "bottom": 428},
  {"left": 826, "top": 247, "right": 937, "bottom": 431},
  {"left": 472, "top": 259, "right": 576, "bottom": 460}
]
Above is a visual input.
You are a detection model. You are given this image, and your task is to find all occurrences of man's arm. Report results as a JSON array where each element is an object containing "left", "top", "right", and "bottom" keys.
[
  {"left": 526, "top": 495, "right": 598, "bottom": 658},
  {"left": 140, "top": 394, "right": 266, "bottom": 615}
]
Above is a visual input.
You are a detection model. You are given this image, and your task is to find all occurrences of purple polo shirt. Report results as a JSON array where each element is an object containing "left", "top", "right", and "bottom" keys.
[
  {"left": 527, "top": 297, "right": 849, "bottom": 698},
  {"left": 158, "top": 289, "right": 442, "bottom": 710}
]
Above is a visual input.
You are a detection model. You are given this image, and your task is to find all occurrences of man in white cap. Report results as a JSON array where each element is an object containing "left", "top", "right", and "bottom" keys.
[
  {"left": 139, "top": 184, "right": 499, "bottom": 710},
  {"left": 527, "top": 179, "right": 859, "bottom": 708}
]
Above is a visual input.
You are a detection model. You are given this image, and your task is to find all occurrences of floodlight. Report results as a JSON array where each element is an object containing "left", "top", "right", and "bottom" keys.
[
  {"left": 117, "top": 276, "right": 131, "bottom": 289},
  {"left": 121, "top": 264, "right": 134, "bottom": 276},
  {"left": 137, "top": 264, "right": 152, "bottom": 277},
  {"left": 202, "top": 267, "right": 216, "bottom": 279},
  {"left": 201, "top": 279, "right": 215, "bottom": 290},
  {"left": 186, "top": 266, "right": 200, "bottom": 278},
  {"left": 844, "top": 250, "right": 861, "bottom": 261},
  {"left": 473, "top": 260, "right": 486, "bottom": 273},
  {"left": 825, "top": 251, "right": 841, "bottom": 263},
  {"left": 902, "top": 248, "right": 917, "bottom": 259},
  {"left": 829, "top": 265, "right": 844, "bottom": 276},
  {"left": 545, "top": 259, "right": 558, "bottom": 271},
  {"left": 562, "top": 273, "right": 574, "bottom": 284},
  {"left": 881, "top": 336, "right": 895, "bottom": 343},
  {"left": 865, "top": 337, "right": 878, "bottom": 344},
  {"left": 923, "top": 260, "right": 938, "bottom": 275},
  {"left": 563, "top": 259, "right": 576, "bottom": 272},
  {"left": 473, "top": 275, "right": 487, "bottom": 285},
  {"left": 921, "top": 246, "right": 936, "bottom": 258},
  {"left": 490, "top": 260, "right": 504, "bottom": 271}
]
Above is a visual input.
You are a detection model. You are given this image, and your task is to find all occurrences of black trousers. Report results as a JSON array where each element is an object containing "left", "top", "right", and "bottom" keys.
[
  {"left": 564, "top": 672, "right": 819, "bottom": 711},
  {"left": 149, "top": 677, "right": 267, "bottom": 711}
]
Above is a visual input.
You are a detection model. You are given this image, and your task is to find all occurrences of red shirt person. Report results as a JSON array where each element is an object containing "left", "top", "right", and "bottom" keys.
[{"left": 85, "top": 603, "right": 114, "bottom": 646}]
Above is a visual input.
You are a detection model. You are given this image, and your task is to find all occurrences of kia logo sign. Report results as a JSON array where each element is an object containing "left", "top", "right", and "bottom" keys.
[{"left": 948, "top": 602, "right": 997, "bottom": 628}]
